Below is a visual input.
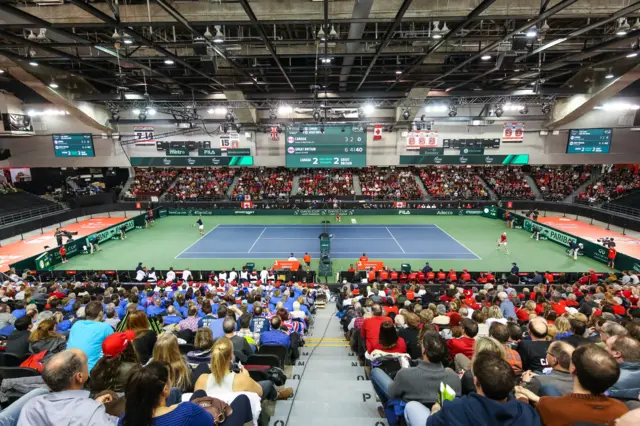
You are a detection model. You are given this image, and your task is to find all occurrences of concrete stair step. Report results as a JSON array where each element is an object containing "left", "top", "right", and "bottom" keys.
[{"left": 270, "top": 417, "right": 388, "bottom": 426}]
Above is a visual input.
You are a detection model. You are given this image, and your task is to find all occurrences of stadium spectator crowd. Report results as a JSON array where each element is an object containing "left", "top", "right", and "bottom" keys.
[
  {"left": 166, "top": 168, "right": 236, "bottom": 201},
  {"left": 359, "top": 167, "right": 423, "bottom": 200},
  {"left": 124, "top": 168, "right": 179, "bottom": 199},
  {"left": 532, "top": 166, "right": 593, "bottom": 201},
  {"left": 577, "top": 167, "right": 640, "bottom": 204},
  {"left": 297, "top": 169, "right": 354, "bottom": 197},
  {"left": 231, "top": 167, "right": 294, "bottom": 200},
  {"left": 0, "top": 275, "right": 317, "bottom": 425},
  {"left": 417, "top": 167, "right": 489, "bottom": 200},
  {"left": 338, "top": 266, "right": 640, "bottom": 426},
  {"left": 478, "top": 166, "right": 535, "bottom": 199}
]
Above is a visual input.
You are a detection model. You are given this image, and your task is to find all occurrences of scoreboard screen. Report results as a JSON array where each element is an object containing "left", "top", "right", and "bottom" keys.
[
  {"left": 285, "top": 125, "right": 366, "bottom": 168},
  {"left": 442, "top": 138, "right": 501, "bottom": 149},
  {"left": 53, "top": 134, "right": 95, "bottom": 157},
  {"left": 567, "top": 128, "right": 612, "bottom": 153}
]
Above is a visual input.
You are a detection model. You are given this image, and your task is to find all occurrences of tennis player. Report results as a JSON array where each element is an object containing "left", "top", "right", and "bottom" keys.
[
  {"left": 497, "top": 232, "right": 510, "bottom": 254},
  {"left": 336, "top": 213, "right": 341, "bottom": 222},
  {"left": 193, "top": 216, "right": 204, "bottom": 236}
]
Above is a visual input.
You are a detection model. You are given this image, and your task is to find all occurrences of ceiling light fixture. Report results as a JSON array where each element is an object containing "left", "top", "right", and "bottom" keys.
[
  {"left": 634, "top": 19, "right": 640, "bottom": 30},
  {"left": 49, "top": 81, "right": 58, "bottom": 89},
  {"left": 278, "top": 104, "right": 293, "bottom": 115},
  {"left": 605, "top": 72, "right": 615, "bottom": 79},
  {"left": 138, "top": 111, "right": 147, "bottom": 121},
  {"left": 526, "top": 26, "right": 537, "bottom": 38},
  {"left": 363, "top": 103, "right": 375, "bottom": 115},
  {"left": 207, "top": 108, "right": 214, "bottom": 114},
  {"left": 402, "top": 108, "right": 411, "bottom": 120},
  {"left": 164, "top": 59, "right": 174, "bottom": 65},
  {"left": 432, "top": 21, "right": 442, "bottom": 39},
  {"left": 112, "top": 29, "right": 121, "bottom": 40},
  {"left": 214, "top": 107, "right": 227, "bottom": 115},
  {"left": 204, "top": 27, "right": 213, "bottom": 40},
  {"left": 0, "top": 69, "right": 4, "bottom": 74},
  {"left": 213, "top": 26, "right": 224, "bottom": 43},
  {"left": 617, "top": 18, "right": 630, "bottom": 36},
  {"left": 481, "top": 55, "right": 491, "bottom": 60},
  {"left": 132, "top": 108, "right": 141, "bottom": 115},
  {"left": 27, "top": 31, "right": 36, "bottom": 40},
  {"left": 495, "top": 106, "right": 503, "bottom": 117},
  {"left": 541, "top": 103, "right": 551, "bottom": 114},
  {"left": 317, "top": 26, "right": 326, "bottom": 41},
  {"left": 147, "top": 107, "right": 157, "bottom": 116},
  {"left": 312, "top": 109, "right": 321, "bottom": 121},
  {"left": 123, "top": 34, "right": 133, "bottom": 45},
  {"left": 540, "top": 20, "right": 550, "bottom": 33},
  {"left": 329, "top": 25, "right": 338, "bottom": 38},
  {"left": 36, "top": 29, "right": 47, "bottom": 40},
  {"left": 321, "top": 57, "right": 332, "bottom": 64},
  {"left": 627, "top": 52, "right": 638, "bottom": 58},
  {"left": 441, "top": 22, "right": 450, "bottom": 35},
  {"left": 448, "top": 105, "right": 457, "bottom": 117},
  {"left": 225, "top": 110, "right": 234, "bottom": 122},
  {"left": 29, "top": 61, "right": 38, "bottom": 67}
]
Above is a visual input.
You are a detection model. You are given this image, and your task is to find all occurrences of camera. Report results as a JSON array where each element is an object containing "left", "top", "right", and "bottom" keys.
[{"left": 597, "top": 237, "right": 615, "bottom": 248}]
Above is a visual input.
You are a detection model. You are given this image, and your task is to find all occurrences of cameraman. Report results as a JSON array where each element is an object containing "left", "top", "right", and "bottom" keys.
[{"left": 54, "top": 228, "right": 64, "bottom": 246}]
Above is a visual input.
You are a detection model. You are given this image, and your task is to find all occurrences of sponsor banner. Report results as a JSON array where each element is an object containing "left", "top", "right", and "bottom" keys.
[
  {"left": 273, "top": 260, "right": 300, "bottom": 270},
  {"left": 12, "top": 210, "right": 154, "bottom": 271},
  {"left": 165, "top": 209, "right": 482, "bottom": 216},
  {"left": 399, "top": 154, "right": 529, "bottom": 165},
  {"left": 129, "top": 156, "right": 254, "bottom": 167},
  {"left": 502, "top": 122, "right": 525, "bottom": 143},
  {"left": 495, "top": 209, "right": 640, "bottom": 270},
  {"left": 134, "top": 126, "right": 155, "bottom": 145},
  {"left": 166, "top": 147, "right": 189, "bottom": 156}
]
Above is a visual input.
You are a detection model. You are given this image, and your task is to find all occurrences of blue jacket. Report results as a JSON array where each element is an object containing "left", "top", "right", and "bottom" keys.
[
  {"left": 500, "top": 299, "right": 517, "bottom": 321},
  {"left": 608, "top": 361, "right": 640, "bottom": 400},
  {"left": 427, "top": 393, "right": 541, "bottom": 426},
  {"left": 260, "top": 330, "right": 290, "bottom": 348}
]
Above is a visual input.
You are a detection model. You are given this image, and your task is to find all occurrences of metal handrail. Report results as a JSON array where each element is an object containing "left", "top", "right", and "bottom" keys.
[
  {"left": 0, "top": 203, "right": 67, "bottom": 228},
  {"left": 601, "top": 202, "right": 640, "bottom": 218}
]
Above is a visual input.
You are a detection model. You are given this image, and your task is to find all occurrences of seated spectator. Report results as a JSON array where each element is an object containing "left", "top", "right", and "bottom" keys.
[
  {"left": 6, "top": 316, "right": 33, "bottom": 359},
  {"left": 150, "top": 333, "right": 192, "bottom": 392},
  {"left": 167, "top": 168, "right": 236, "bottom": 201},
  {"left": 498, "top": 292, "right": 517, "bottom": 321},
  {"left": 104, "top": 304, "right": 120, "bottom": 329},
  {"left": 120, "top": 361, "right": 211, "bottom": 426},
  {"left": 478, "top": 166, "right": 534, "bottom": 199},
  {"left": 398, "top": 312, "right": 421, "bottom": 359},
  {"left": 126, "top": 167, "right": 178, "bottom": 200},
  {"left": 163, "top": 306, "right": 182, "bottom": 326},
  {"left": 66, "top": 301, "right": 114, "bottom": 371},
  {"left": 90, "top": 330, "right": 140, "bottom": 394},
  {"left": 485, "top": 306, "right": 508, "bottom": 328},
  {"left": 521, "top": 341, "right": 575, "bottom": 396},
  {"left": 359, "top": 167, "right": 422, "bottom": 200},
  {"left": 223, "top": 317, "right": 253, "bottom": 363},
  {"left": 561, "top": 318, "right": 589, "bottom": 347},
  {"left": 369, "top": 321, "right": 407, "bottom": 354},
  {"left": 516, "top": 344, "right": 628, "bottom": 425},
  {"left": 577, "top": 167, "right": 640, "bottom": 204},
  {"left": 448, "top": 318, "right": 478, "bottom": 369},
  {"left": 125, "top": 310, "right": 157, "bottom": 365},
  {"left": 0, "top": 303, "right": 15, "bottom": 329},
  {"left": 236, "top": 313, "right": 260, "bottom": 347},
  {"left": 187, "top": 327, "right": 215, "bottom": 364},
  {"left": 260, "top": 316, "right": 291, "bottom": 348},
  {"left": 179, "top": 306, "right": 200, "bottom": 333},
  {"left": 418, "top": 166, "right": 488, "bottom": 200},
  {"left": 532, "top": 165, "right": 592, "bottom": 201},
  {"left": 517, "top": 318, "right": 552, "bottom": 372},
  {"left": 250, "top": 305, "right": 270, "bottom": 334},
  {"left": 489, "top": 322, "right": 522, "bottom": 375},
  {"left": 17, "top": 349, "right": 118, "bottom": 425},
  {"left": 232, "top": 167, "right": 293, "bottom": 200},
  {"left": 404, "top": 352, "right": 539, "bottom": 426},
  {"left": 362, "top": 304, "right": 393, "bottom": 353},
  {"left": 605, "top": 335, "right": 640, "bottom": 401},
  {"left": 371, "top": 330, "right": 461, "bottom": 408},
  {"left": 297, "top": 169, "right": 354, "bottom": 197},
  {"left": 193, "top": 337, "right": 293, "bottom": 400},
  {"left": 28, "top": 319, "right": 66, "bottom": 360}
]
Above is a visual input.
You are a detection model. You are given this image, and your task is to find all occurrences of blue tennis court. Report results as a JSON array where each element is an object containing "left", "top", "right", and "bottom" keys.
[{"left": 175, "top": 224, "right": 480, "bottom": 260}]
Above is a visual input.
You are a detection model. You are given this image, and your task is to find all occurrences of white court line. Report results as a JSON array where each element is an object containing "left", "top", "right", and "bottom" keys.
[
  {"left": 247, "top": 228, "right": 267, "bottom": 253},
  {"left": 433, "top": 225, "right": 482, "bottom": 260},
  {"left": 216, "top": 225, "right": 439, "bottom": 228},
  {"left": 386, "top": 227, "right": 406, "bottom": 253},
  {"left": 179, "top": 251, "right": 478, "bottom": 255},
  {"left": 174, "top": 224, "right": 220, "bottom": 259},
  {"left": 259, "top": 237, "right": 395, "bottom": 240}
]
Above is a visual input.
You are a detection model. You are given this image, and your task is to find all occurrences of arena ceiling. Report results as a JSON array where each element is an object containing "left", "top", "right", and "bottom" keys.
[{"left": 1, "top": 0, "right": 640, "bottom": 124}]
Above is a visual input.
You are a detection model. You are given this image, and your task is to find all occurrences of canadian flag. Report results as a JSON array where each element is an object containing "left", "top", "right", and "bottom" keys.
[
  {"left": 373, "top": 125, "right": 383, "bottom": 140},
  {"left": 241, "top": 201, "right": 254, "bottom": 209},
  {"left": 394, "top": 201, "right": 406, "bottom": 208}
]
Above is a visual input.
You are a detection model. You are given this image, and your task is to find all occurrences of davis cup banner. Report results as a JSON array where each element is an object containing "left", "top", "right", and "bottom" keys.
[
  {"left": 407, "top": 130, "right": 441, "bottom": 150},
  {"left": 502, "top": 122, "right": 525, "bottom": 142}
]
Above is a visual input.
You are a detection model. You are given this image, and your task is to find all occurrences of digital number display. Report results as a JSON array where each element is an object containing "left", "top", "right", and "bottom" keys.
[
  {"left": 285, "top": 125, "right": 367, "bottom": 168},
  {"left": 53, "top": 134, "right": 95, "bottom": 157},
  {"left": 567, "top": 128, "right": 612, "bottom": 153}
]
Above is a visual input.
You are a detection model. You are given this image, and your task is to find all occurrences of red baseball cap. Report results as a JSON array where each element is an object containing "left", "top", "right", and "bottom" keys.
[{"left": 102, "top": 330, "right": 135, "bottom": 358}]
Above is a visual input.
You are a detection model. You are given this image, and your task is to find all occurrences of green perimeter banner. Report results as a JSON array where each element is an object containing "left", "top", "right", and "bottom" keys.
[
  {"left": 12, "top": 210, "right": 155, "bottom": 272},
  {"left": 494, "top": 208, "right": 640, "bottom": 272},
  {"left": 130, "top": 156, "right": 254, "bottom": 166},
  {"left": 399, "top": 154, "right": 529, "bottom": 165},
  {"left": 164, "top": 208, "right": 483, "bottom": 216}
]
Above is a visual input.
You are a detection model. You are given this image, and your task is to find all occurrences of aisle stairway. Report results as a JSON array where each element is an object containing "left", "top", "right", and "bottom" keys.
[
  {"left": 290, "top": 175, "right": 300, "bottom": 196},
  {"left": 352, "top": 175, "right": 363, "bottom": 195},
  {"left": 227, "top": 175, "right": 240, "bottom": 198},
  {"left": 270, "top": 302, "right": 387, "bottom": 426},
  {"left": 523, "top": 174, "right": 542, "bottom": 200},
  {"left": 564, "top": 169, "right": 601, "bottom": 203},
  {"left": 412, "top": 173, "right": 429, "bottom": 199}
]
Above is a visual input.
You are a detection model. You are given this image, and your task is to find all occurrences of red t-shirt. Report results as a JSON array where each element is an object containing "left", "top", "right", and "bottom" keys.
[
  {"left": 390, "top": 271, "right": 398, "bottom": 281},
  {"left": 447, "top": 337, "right": 475, "bottom": 360},
  {"left": 370, "top": 337, "right": 407, "bottom": 355},
  {"left": 383, "top": 305, "right": 399, "bottom": 316},
  {"left": 552, "top": 301, "right": 567, "bottom": 316},
  {"left": 437, "top": 272, "right": 446, "bottom": 280},
  {"left": 609, "top": 248, "right": 617, "bottom": 260},
  {"left": 613, "top": 305, "right": 626, "bottom": 316},
  {"left": 448, "top": 272, "right": 457, "bottom": 281},
  {"left": 461, "top": 272, "right": 471, "bottom": 281},
  {"left": 427, "top": 272, "right": 435, "bottom": 281},
  {"left": 408, "top": 272, "right": 417, "bottom": 281},
  {"left": 361, "top": 316, "right": 393, "bottom": 352},
  {"left": 516, "top": 308, "right": 530, "bottom": 323},
  {"left": 379, "top": 270, "right": 389, "bottom": 281},
  {"left": 417, "top": 272, "right": 425, "bottom": 282}
]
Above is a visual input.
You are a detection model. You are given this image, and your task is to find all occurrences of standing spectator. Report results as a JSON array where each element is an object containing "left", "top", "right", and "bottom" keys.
[
  {"left": 66, "top": 301, "right": 114, "bottom": 371},
  {"left": 498, "top": 292, "right": 517, "bottom": 321},
  {"left": 516, "top": 344, "right": 628, "bottom": 426}
]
